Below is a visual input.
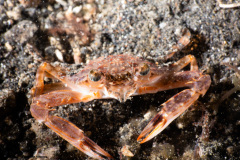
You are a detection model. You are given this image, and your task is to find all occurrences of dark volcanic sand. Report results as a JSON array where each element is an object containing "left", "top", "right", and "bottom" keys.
[{"left": 0, "top": 0, "right": 240, "bottom": 159}]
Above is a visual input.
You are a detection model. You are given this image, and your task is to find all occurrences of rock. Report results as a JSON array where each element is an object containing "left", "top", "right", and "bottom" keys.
[
  {"left": 0, "top": 89, "right": 16, "bottom": 118},
  {"left": 3, "top": 20, "right": 37, "bottom": 45}
]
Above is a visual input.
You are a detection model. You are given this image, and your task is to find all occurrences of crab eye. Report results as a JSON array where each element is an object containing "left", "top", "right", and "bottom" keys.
[
  {"left": 139, "top": 63, "right": 150, "bottom": 76},
  {"left": 88, "top": 69, "right": 102, "bottom": 82}
]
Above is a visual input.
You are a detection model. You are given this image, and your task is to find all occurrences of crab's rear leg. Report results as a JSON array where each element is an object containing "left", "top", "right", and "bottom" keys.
[{"left": 137, "top": 73, "right": 211, "bottom": 143}]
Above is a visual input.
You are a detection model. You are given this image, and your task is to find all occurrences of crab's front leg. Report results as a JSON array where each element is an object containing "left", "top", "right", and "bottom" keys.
[
  {"left": 31, "top": 63, "right": 113, "bottom": 159},
  {"left": 137, "top": 56, "right": 211, "bottom": 143}
]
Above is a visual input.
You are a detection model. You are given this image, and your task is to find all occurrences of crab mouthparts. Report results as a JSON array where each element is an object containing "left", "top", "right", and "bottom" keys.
[
  {"left": 108, "top": 87, "right": 136, "bottom": 103},
  {"left": 117, "top": 91, "right": 130, "bottom": 103}
]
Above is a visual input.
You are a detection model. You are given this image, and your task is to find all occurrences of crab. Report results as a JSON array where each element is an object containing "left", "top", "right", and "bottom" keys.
[{"left": 30, "top": 31, "right": 211, "bottom": 159}]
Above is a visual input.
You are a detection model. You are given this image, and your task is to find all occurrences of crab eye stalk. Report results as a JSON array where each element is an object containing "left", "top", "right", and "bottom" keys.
[
  {"left": 88, "top": 69, "right": 102, "bottom": 82},
  {"left": 140, "top": 63, "right": 150, "bottom": 76}
]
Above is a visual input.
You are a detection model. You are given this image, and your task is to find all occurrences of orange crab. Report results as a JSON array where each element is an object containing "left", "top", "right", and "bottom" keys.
[{"left": 30, "top": 31, "right": 211, "bottom": 159}]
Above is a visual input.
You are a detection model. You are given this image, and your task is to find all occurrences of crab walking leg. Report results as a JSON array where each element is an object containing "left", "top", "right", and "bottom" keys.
[
  {"left": 137, "top": 71, "right": 202, "bottom": 95},
  {"left": 41, "top": 82, "right": 72, "bottom": 94},
  {"left": 31, "top": 90, "right": 113, "bottom": 159},
  {"left": 165, "top": 29, "right": 191, "bottom": 59},
  {"left": 137, "top": 55, "right": 199, "bottom": 94},
  {"left": 171, "top": 54, "right": 198, "bottom": 72},
  {"left": 32, "top": 62, "right": 74, "bottom": 97},
  {"left": 137, "top": 74, "right": 211, "bottom": 143}
]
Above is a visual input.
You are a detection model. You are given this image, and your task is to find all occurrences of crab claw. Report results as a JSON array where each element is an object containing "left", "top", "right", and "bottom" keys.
[
  {"left": 43, "top": 115, "right": 113, "bottom": 159},
  {"left": 138, "top": 89, "right": 203, "bottom": 144},
  {"left": 137, "top": 111, "right": 168, "bottom": 144},
  {"left": 75, "top": 136, "right": 114, "bottom": 159}
]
